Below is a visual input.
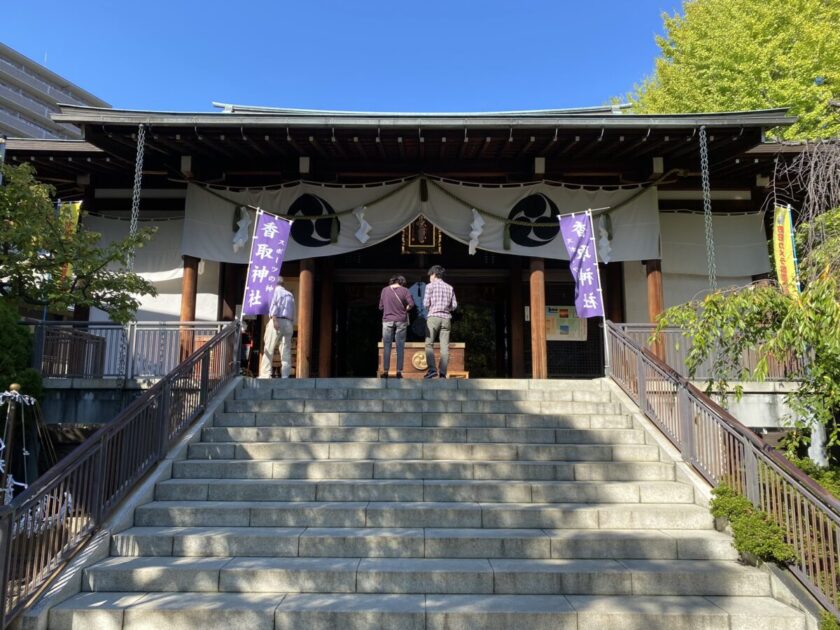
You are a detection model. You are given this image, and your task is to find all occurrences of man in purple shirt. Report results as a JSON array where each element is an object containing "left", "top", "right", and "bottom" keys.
[
  {"left": 379, "top": 275, "right": 414, "bottom": 378},
  {"left": 423, "top": 265, "right": 458, "bottom": 378},
  {"left": 260, "top": 276, "right": 296, "bottom": 378}
]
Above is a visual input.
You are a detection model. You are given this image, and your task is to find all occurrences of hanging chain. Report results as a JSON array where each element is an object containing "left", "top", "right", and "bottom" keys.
[
  {"left": 128, "top": 124, "right": 146, "bottom": 270},
  {"left": 699, "top": 126, "right": 717, "bottom": 291},
  {"left": 118, "top": 124, "right": 146, "bottom": 386}
]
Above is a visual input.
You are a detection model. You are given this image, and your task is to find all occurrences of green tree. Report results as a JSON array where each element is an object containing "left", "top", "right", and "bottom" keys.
[
  {"left": 655, "top": 265, "right": 840, "bottom": 454},
  {"left": 631, "top": 0, "right": 840, "bottom": 140},
  {"left": 1, "top": 163, "right": 156, "bottom": 323},
  {"left": 0, "top": 299, "right": 41, "bottom": 397}
]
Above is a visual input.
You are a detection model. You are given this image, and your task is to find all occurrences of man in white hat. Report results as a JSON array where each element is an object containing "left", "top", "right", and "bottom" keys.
[{"left": 260, "top": 275, "right": 296, "bottom": 378}]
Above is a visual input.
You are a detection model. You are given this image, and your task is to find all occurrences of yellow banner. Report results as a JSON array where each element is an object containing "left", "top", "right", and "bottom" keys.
[
  {"left": 58, "top": 201, "right": 82, "bottom": 235},
  {"left": 773, "top": 205, "right": 800, "bottom": 295},
  {"left": 59, "top": 201, "right": 83, "bottom": 280}
]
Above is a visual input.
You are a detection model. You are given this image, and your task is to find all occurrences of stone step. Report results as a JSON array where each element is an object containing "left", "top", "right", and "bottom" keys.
[
  {"left": 235, "top": 387, "right": 615, "bottom": 403},
  {"left": 81, "top": 556, "right": 769, "bottom": 597},
  {"left": 48, "top": 592, "right": 806, "bottom": 630},
  {"left": 224, "top": 398, "right": 623, "bottom": 415},
  {"left": 212, "top": 411, "right": 634, "bottom": 429},
  {"left": 171, "top": 459, "right": 676, "bottom": 481},
  {"left": 200, "top": 426, "right": 647, "bottom": 445},
  {"left": 241, "top": 377, "right": 608, "bottom": 391},
  {"left": 112, "top": 527, "right": 737, "bottom": 561},
  {"left": 133, "top": 501, "right": 713, "bottom": 529},
  {"left": 186, "top": 441, "right": 661, "bottom": 462},
  {"left": 156, "top": 478, "right": 694, "bottom": 504}
]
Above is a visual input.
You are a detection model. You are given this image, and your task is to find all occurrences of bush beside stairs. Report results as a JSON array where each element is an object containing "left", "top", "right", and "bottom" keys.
[{"left": 48, "top": 377, "right": 806, "bottom": 629}]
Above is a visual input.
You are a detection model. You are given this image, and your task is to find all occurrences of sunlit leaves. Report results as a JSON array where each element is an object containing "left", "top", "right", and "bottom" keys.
[
  {"left": 0, "top": 163, "right": 156, "bottom": 323},
  {"left": 630, "top": 0, "right": 840, "bottom": 140}
]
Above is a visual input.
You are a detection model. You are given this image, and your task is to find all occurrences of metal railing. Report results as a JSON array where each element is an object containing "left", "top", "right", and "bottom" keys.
[
  {"left": 26, "top": 321, "right": 227, "bottom": 380},
  {"left": 606, "top": 321, "right": 840, "bottom": 615},
  {"left": 618, "top": 323, "right": 806, "bottom": 380},
  {"left": 0, "top": 321, "right": 240, "bottom": 627}
]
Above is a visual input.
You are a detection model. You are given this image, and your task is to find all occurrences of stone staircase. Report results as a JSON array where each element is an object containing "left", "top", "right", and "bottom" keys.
[{"left": 49, "top": 378, "right": 806, "bottom": 629}]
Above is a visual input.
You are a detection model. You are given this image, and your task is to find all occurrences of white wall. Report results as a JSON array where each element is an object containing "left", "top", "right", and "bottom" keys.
[
  {"left": 663, "top": 273, "right": 753, "bottom": 310},
  {"left": 622, "top": 262, "right": 753, "bottom": 323},
  {"left": 623, "top": 261, "right": 649, "bottom": 323},
  {"left": 136, "top": 260, "right": 220, "bottom": 321},
  {"left": 92, "top": 260, "right": 220, "bottom": 322}
]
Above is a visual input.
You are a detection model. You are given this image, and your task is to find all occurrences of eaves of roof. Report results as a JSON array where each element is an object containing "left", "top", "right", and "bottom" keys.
[
  {"left": 3, "top": 137, "right": 103, "bottom": 153},
  {"left": 52, "top": 104, "right": 795, "bottom": 130}
]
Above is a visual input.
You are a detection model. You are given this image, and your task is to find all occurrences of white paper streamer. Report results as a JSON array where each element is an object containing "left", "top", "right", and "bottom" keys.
[
  {"left": 353, "top": 206, "right": 372, "bottom": 243},
  {"left": 598, "top": 214, "right": 612, "bottom": 264},
  {"left": 232, "top": 209, "right": 252, "bottom": 253},
  {"left": 468, "top": 208, "right": 485, "bottom": 255}
]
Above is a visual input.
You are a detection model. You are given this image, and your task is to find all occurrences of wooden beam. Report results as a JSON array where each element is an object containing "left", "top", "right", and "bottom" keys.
[
  {"left": 557, "top": 135, "right": 581, "bottom": 156},
  {"left": 529, "top": 258, "right": 548, "bottom": 379},
  {"left": 515, "top": 136, "right": 536, "bottom": 159},
  {"left": 612, "top": 132, "right": 652, "bottom": 159},
  {"left": 318, "top": 258, "right": 334, "bottom": 377},
  {"left": 296, "top": 258, "right": 315, "bottom": 378},
  {"left": 307, "top": 135, "right": 330, "bottom": 159},
  {"left": 284, "top": 132, "right": 308, "bottom": 156}
]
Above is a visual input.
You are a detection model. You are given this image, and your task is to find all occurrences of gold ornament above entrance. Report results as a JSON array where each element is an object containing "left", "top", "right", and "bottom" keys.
[{"left": 401, "top": 216, "right": 442, "bottom": 255}]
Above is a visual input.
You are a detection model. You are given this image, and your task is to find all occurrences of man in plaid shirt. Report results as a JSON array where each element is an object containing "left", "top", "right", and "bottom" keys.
[{"left": 422, "top": 265, "right": 458, "bottom": 378}]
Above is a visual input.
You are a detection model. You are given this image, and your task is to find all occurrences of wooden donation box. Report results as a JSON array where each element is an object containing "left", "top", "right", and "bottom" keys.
[{"left": 377, "top": 342, "right": 466, "bottom": 378}]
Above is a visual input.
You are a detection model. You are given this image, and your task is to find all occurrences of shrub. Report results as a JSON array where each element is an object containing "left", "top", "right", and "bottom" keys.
[
  {"left": 710, "top": 483, "right": 796, "bottom": 564},
  {"left": 821, "top": 611, "right": 840, "bottom": 630}
]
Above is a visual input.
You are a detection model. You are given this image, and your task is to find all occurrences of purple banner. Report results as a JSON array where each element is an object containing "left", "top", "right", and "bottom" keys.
[
  {"left": 242, "top": 210, "right": 292, "bottom": 316},
  {"left": 559, "top": 211, "right": 605, "bottom": 319}
]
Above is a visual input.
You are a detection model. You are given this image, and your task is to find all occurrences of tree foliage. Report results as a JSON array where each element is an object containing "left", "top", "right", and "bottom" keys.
[
  {"left": 0, "top": 163, "right": 156, "bottom": 323},
  {"left": 631, "top": 0, "right": 840, "bottom": 140},
  {"left": 655, "top": 208, "right": 840, "bottom": 459},
  {"left": 0, "top": 299, "right": 41, "bottom": 397}
]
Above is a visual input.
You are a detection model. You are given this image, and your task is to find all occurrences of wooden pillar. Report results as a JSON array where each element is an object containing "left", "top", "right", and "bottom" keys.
[
  {"left": 605, "top": 262, "right": 625, "bottom": 324},
  {"left": 219, "top": 262, "right": 242, "bottom": 321},
  {"left": 317, "top": 258, "right": 334, "bottom": 377},
  {"left": 646, "top": 259, "right": 665, "bottom": 359},
  {"left": 73, "top": 304, "right": 91, "bottom": 321},
  {"left": 179, "top": 255, "right": 200, "bottom": 359},
  {"left": 510, "top": 258, "right": 525, "bottom": 378},
  {"left": 296, "top": 258, "right": 315, "bottom": 378},
  {"left": 645, "top": 259, "right": 664, "bottom": 323},
  {"left": 529, "top": 258, "right": 548, "bottom": 379}
]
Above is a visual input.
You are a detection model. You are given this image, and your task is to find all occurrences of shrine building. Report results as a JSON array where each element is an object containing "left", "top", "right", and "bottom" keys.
[{"left": 4, "top": 104, "right": 794, "bottom": 378}]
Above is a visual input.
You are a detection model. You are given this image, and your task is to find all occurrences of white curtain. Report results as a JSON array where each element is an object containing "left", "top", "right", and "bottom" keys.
[
  {"left": 183, "top": 180, "right": 420, "bottom": 263},
  {"left": 182, "top": 178, "right": 661, "bottom": 262},
  {"left": 425, "top": 179, "right": 660, "bottom": 261},
  {"left": 660, "top": 212, "right": 770, "bottom": 277}
]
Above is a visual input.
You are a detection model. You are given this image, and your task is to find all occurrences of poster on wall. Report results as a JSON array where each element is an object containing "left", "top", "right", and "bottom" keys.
[{"left": 546, "top": 305, "right": 588, "bottom": 341}]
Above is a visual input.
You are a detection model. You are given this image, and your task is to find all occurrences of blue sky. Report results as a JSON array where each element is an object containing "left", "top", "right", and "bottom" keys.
[{"left": 5, "top": 0, "right": 685, "bottom": 112}]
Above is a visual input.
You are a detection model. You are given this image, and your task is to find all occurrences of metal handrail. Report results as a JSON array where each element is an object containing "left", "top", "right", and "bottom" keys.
[
  {"left": 23, "top": 320, "right": 228, "bottom": 380},
  {"left": 0, "top": 320, "right": 240, "bottom": 627},
  {"left": 606, "top": 321, "right": 840, "bottom": 615},
  {"left": 616, "top": 323, "right": 806, "bottom": 380}
]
